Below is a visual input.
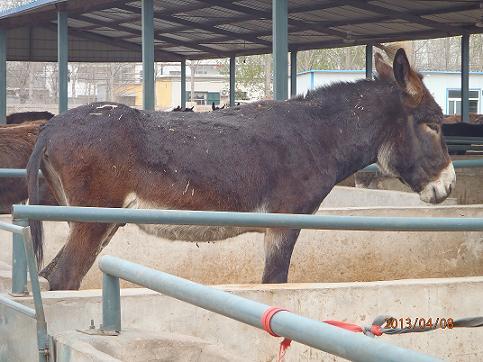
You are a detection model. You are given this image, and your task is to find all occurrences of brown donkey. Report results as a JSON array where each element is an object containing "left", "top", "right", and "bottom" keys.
[
  {"left": 0, "top": 121, "right": 56, "bottom": 213},
  {"left": 28, "top": 49, "right": 455, "bottom": 290}
]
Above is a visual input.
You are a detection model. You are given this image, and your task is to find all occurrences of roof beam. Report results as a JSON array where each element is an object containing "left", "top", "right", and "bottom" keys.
[
  {"left": 119, "top": 3, "right": 272, "bottom": 47},
  {"left": 72, "top": 14, "right": 226, "bottom": 57},
  {"left": 199, "top": 0, "right": 350, "bottom": 39},
  {"left": 43, "top": 22, "right": 181, "bottom": 61}
]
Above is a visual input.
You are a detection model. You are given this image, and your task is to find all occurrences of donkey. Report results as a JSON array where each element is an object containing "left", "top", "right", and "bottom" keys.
[
  {"left": 27, "top": 49, "right": 455, "bottom": 290},
  {"left": 212, "top": 102, "right": 225, "bottom": 111},
  {"left": 6, "top": 111, "right": 54, "bottom": 125},
  {"left": 0, "top": 121, "right": 57, "bottom": 213},
  {"left": 444, "top": 113, "right": 483, "bottom": 125}
]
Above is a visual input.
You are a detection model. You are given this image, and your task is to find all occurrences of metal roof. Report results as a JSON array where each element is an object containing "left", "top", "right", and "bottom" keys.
[{"left": 0, "top": 0, "right": 482, "bottom": 62}]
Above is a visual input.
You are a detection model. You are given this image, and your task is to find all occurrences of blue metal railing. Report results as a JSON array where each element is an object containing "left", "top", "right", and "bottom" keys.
[
  {"left": 9, "top": 204, "right": 483, "bottom": 361},
  {"left": 98, "top": 255, "right": 440, "bottom": 362},
  {"left": 2, "top": 158, "right": 483, "bottom": 179},
  {"left": 0, "top": 221, "right": 48, "bottom": 361},
  {"left": 11, "top": 205, "right": 483, "bottom": 231}
]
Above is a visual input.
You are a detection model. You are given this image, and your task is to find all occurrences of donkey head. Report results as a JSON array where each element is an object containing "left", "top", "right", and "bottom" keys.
[{"left": 375, "top": 49, "right": 455, "bottom": 204}]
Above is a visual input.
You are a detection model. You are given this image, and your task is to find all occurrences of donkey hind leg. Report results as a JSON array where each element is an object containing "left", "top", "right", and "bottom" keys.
[
  {"left": 262, "top": 228, "right": 301, "bottom": 283},
  {"left": 41, "top": 222, "right": 120, "bottom": 290}
]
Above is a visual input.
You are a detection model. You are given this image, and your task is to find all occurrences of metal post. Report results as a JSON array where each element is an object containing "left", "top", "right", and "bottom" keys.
[
  {"left": 365, "top": 44, "right": 373, "bottom": 80},
  {"left": 290, "top": 51, "right": 297, "bottom": 97},
  {"left": 21, "top": 227, "right": 48, "bottom": 361},
  {"left": 180, "top": 59, "right": 186, "bottom": 108},
  {"left": 142, "top": 0, "right": 155, "bottom": 111},
  {"left": 229, "top": 56, "right": 236, "bottom": 106},
  {"left": 272, "top": 0, "right": 288, "bottom": 100},
  {"left": 461, "top": 34, "right": 470, "bottom": 123},
  {"left": 0, "top": 29, "right": 6, "bottom": 124},
  {"left": 11, "top": 219, "right": 28, "bottom": 296},
  {"left": 57, "top": 10, "right": 68, "bottom": 114},
  {"left": 102, "top": 273, "right": 121, "bottom": 333}
]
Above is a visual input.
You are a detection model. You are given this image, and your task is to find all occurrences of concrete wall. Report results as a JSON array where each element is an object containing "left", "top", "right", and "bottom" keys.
[
  {"left": 1, "top": 277, "right": 482, "bottom": 361},
  {"left": 1, "top": 205, "right": 481, "bottom": 290}
]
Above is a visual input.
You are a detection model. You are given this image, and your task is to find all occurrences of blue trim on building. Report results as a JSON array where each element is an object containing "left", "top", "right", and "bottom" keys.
[
  {"left": 298, "top": 69, "right": 483, "bottom": 76},
  {"left": 310, "top": 71, "right": 315, "bottom": 90}
]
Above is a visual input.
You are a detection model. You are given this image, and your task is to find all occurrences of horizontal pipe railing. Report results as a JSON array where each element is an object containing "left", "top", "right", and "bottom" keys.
[
  {"left": 0, "top": 294, "right": 36, "bottom": 319},
  {"left": 99, "top": 255, "right": 439, "bottom": 362},
  {"left": 12, "top": 205, "right": 483, "bottom": 232},
  {"left": 0, "top": 220, "right": 27, "bottom": 234},
  {"left": 445, "top": 137, "right": 483, "bottom": 144},
  {"left": 2, "top": 158, "right": 483, "bottom": 180},
  {"left": 0, "top": 169, "right": 41, "bottom": 177},
  {"left": 362, "top": 158, "right": 483, "bottom": 172}
]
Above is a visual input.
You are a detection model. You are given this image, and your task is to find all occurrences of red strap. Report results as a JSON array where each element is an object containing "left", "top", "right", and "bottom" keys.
[
  {"left": 262, "top": 309, "right": 383, "bottom": 362},
  {"left": 324, "top": 320, "right": 383, "bottom": 336},
  {"left": 370, "top": 324, "right": 383, "bottom": 336},
  {"left": 261, "top": 307, "right": 287, "bottom": 337},
  {"left": 261, "top": 307, "right": 292, "bottom": 362},
  {"left": 324, "top": 320, "right": 364, "bottom": 333}
]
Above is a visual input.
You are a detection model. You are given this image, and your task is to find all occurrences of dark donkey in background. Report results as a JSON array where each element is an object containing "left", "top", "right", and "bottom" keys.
[
  {"left": 28, "top": 49, "right": 455, "bottom": 290},
  {"left": 1, "top": 114, "right": 57, "bottom": 213},
  {"left": 6, "top": 111, "right": 54, "bottom": 124}
]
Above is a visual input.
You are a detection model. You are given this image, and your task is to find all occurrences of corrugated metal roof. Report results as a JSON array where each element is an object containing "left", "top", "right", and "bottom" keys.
[{"left": 0, "top": 0, "right": 481, "bottom": 62}]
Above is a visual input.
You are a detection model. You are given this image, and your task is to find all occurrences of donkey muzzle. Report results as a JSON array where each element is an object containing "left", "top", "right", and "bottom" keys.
[{"left": 419, "top": 162, "right": 456, "bottom": 204}]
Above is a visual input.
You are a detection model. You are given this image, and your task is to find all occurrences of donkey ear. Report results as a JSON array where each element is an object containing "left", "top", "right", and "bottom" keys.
[
  {"left": 374, "top": 52, "right": 394, "bottom": 82},
  {"left": 393, "top": 48, "right": 424, "bottom": 105}
]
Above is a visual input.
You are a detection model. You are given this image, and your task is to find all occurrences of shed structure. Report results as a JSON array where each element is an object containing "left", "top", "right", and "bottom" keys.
[{"left": 0, "top": 0, "right": 482, "bottom": 119}]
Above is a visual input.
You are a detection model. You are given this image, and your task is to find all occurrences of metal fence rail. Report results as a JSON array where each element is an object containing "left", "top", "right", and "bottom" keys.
[
  {"left": 12, "top": 205, "right": 483, "bottom": 232},
  {"left": 99, "top": 255, "right": 440, "bottom": 362},
  {"left": 0, "top": 221, "right": 48, "bottom": 361},
  {"left": 2, "top": 157, "right": 483, "bottom": 179},
  {"left": 362, "top": 158, "right": 483, "bottom": 172},
  {"left": 6, "top": 191, "right": 483, "bottom": 361}
]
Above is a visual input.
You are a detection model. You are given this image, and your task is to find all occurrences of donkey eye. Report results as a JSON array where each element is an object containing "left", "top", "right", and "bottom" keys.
[{"left": 426, "top": 123, "right": 439, "bottom": 132}]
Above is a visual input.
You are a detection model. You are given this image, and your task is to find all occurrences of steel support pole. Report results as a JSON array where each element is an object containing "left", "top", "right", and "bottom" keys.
[
  {"left": 180, "top": 59, "right": 186, "bottom": 108},
  {"left": 272, "top": 0, "right": 288, "bottom": 100},
  {"left": 142, "top": 0, "right": 155, "bottom": 111},
  {"left": 11, "top": 219, "right": 28, "bottom": 296},
  {"left": 229, "top": 56, "right": 236, "bottom": 106},
  {"left": 461, "top": 34, "right": 470, "bottom": 123},
  {"left": 365, "top": 45, "right": 373, "bottom": 80},
  {"left": 0, "top": 29, "right": 6, "bottom": 124},
  {"left": 57, "top": 10, "right": 68, "bottom": 114},
  {"left": 102, "top": 273, "right": 121, "bottom": 332},
  {"left": 290, "top": 51, "right": 297, "bottom": 97}
]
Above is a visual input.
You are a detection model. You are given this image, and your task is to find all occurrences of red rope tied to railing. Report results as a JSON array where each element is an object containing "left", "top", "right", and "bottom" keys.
[
  {"left": 261, "top": 307, "right": 292, "bottom": 362},
  {"left": 324, "top": 320, "right": 383, "bottom": 336}
]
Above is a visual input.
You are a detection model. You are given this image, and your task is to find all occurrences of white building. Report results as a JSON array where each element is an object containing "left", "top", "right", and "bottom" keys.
[{"left": 297, "top": 70, "right": 483, "bottom": 115}]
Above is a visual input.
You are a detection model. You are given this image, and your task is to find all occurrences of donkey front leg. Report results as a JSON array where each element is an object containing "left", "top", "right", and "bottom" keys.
[
  {"left": 262, "top": 228, "right": 301, "bottom": 283},
  {"left": 41, "top": 222, "right": 120, "bottom": 290}
]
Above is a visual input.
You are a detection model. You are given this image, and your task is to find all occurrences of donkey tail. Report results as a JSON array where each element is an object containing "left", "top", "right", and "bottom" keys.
[{"left": 26, "top": 132, "right": 47, "bottom": 267}]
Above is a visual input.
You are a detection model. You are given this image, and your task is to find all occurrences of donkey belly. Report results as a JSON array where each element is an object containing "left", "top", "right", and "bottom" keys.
[{"left": 124, "top": 193, "right": 262, "bottom": 242}]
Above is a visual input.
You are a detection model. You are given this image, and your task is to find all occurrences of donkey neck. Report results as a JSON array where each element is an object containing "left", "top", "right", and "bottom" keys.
[{"left": 298, "top": 80, "right": 403, "bottom": 184}]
